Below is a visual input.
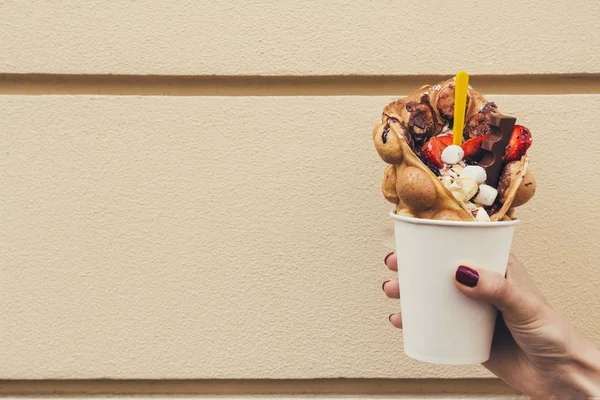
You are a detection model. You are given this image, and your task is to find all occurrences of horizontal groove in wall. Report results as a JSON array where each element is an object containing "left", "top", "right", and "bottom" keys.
[
  {"left": 0, "top": 378, "right": 519, "bottom": 396},
  {"left": 0, "top": 73, "right": 599, "bottom": 96}
]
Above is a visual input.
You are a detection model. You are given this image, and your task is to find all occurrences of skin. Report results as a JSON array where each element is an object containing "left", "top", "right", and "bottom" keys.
[{"left": 382, "top": 253, "right": 600, "bottom": 398}]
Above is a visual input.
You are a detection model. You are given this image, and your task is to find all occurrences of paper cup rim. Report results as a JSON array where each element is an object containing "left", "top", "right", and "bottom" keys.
[{"left": 389, "top": 212, "right": 520, "bottom": 227}]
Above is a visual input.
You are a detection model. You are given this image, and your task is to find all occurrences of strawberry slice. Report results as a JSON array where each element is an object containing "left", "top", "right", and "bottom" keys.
[
  {"left": 462, "top": 134, "right": 490, "bottom": 160},
  {"left": 421, "top": 134, "right": 453, "bottom": 168},
  {"left": 504, "top": 125, "right": 532, "bottom": 162}
]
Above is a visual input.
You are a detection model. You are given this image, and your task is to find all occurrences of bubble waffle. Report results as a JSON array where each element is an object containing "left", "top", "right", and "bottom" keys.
[{"left": 372, "top": 78, "right": 536, "bottom": 221}]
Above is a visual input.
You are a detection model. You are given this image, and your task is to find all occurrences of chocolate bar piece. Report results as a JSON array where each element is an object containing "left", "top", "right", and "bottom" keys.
[{"left": 478, "top": 114, "right": 516, "bottom": 187}]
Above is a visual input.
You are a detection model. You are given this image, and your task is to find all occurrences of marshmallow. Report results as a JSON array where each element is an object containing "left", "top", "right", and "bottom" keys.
[
  {"left": 449, "top": 180, "right": 461, "bottom": 190},
  {"left": 449, "top": 164, "right": 464, "bottom": 177},
  {"left": 441, "top": 145, "right": 464, "bottom": 165},
  {"left": 440, "top": 175, "right": 453, "bottom": 190},
  {"left": 460, "top": 165, "right": 487, "bottom": 184},
  {"left": 441, "top": 163, "right": 463, "bottom": 179},
  {"left": 460, "top": 178, "right": 479, "bottom": 200},
  {"left": 465, "top": 202, "right": 477, "bottom": 211},
  {"left": 473, "top": 207, "right": 491, "bottom": 222},
  {"left": 474, "top": 184, "right": 498, "bottom": 206},
  {"left": 449, "top": 177, "right": 478, "bottom": 202}
]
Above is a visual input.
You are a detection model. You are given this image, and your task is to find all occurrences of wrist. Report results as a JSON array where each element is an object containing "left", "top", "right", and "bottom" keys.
[{"left": 557, "top": 333, "right": 600, "bottom": 397}]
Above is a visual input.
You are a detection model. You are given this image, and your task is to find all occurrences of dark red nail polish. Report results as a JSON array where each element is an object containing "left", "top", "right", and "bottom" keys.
[
  {"left": 384, "top": 252, "right": 394, "bottom": 264},
  {"left": 456, "top": 265, "right": 479, "bottom": 287},
  {"left": 382, "top": 280, "right": 390, "bottom": 291}
]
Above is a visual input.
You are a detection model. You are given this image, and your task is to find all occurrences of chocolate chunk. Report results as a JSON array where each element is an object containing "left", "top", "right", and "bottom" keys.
[
  {"left": 478, "top": 114, "right": 517, "bottom": 187},
  {"left": 481, "top": 102, "right": 498, "bottom": 113},
  {"left": 436, "top": 85, "right": 455, "bottom": 121},
  {"left": 437, "top": 84, "right": 470, "bottom": 125},
  {"left": 405, "top": 94, "right": 436, "bottom": 145},
  {"left": 463, "top": 103, "right": 497, "bottom": 141}
]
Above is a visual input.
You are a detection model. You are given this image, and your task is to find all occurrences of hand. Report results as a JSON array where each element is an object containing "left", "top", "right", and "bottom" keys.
[{"left": 382, "top": 252, "right": 600, "bottom": 397}]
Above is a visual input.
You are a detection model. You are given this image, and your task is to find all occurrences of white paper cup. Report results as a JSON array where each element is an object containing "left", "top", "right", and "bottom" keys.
[{"left": 390, "top": 212, "right": 518, "bottom": 365}]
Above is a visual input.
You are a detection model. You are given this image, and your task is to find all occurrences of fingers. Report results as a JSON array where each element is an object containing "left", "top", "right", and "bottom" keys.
[
  {"left": 454, "top": 265, "right": 542, "bottom": 324},
  {"left": 389, "top": 312, "right": 403, "bottom": 329},
  {"left": 506, "top": 254, "right": 550, "bottom": 307},
  {"left": 385, "top": 252, "right": 397, "bottom": 271},
  {"left": 382, "top": 279, "right": 400, "bottom": 299},
  {"left": 384, "top": 252, "right": 401, "bottom": 328}
]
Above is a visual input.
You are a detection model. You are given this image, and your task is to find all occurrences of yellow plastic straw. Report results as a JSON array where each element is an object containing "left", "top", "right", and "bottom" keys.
[{"left": 452, "top": 71, "right": 469, "bottom": 146}]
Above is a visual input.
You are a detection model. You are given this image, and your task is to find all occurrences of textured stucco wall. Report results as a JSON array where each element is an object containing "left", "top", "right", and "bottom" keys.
[
  {"left": 1, "top": 0, "right": 599, "bottom": 393},
  {"left": 0, "top": 0, "right": 598, "bottom": 75},
  {"left": 2, "top": 95, "right": 599, "bottom": 379}
]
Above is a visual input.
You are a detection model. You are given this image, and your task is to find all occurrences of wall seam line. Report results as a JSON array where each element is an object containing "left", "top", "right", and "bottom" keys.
[
  {"left": 0, "top": 378, "right": 519, "bottom": 396},
  {"left": 1, "top": 73, "right": 599, "bottom": 96}
]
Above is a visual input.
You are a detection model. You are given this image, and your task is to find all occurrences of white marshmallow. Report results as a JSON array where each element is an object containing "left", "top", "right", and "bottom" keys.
[
  {"left": 459, "top": 178, "right": 479, "bottom": 200},
  {"left": 474, "top": 184, "right": 498, "bottom": 206},
  {"left": 440, "top": 175, "right": 453, "bottom": 190},
  {"left": 448, "top": 178, "right": 478, "bottom": 202},
  {"left": 449, "top": 164, "right": 464, "bottom": 177},
  {"left": 449, "top": 181, "right": 461, "bottom": 190},
  {"left": 460, "top": 165, "right": 487, "bottom": 184},
  {"left": 441, "top": 145, "right": 464, "bottom": 165},
  {"left": 473, "top": 207, "right": 491, "bottom": 222}
]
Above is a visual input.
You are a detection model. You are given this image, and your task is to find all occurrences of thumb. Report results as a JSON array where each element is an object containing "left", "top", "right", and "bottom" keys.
[{"left": 454, "top": 265, "right": 540, "bottom": 323}]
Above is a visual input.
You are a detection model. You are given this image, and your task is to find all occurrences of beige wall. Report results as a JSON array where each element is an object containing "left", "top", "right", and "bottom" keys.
[
  {"left": 1, "top": 1, "right": 598, "bottom": 75},
  {"left": 1, "top": 0, "right": 599, "bottom": 396}
]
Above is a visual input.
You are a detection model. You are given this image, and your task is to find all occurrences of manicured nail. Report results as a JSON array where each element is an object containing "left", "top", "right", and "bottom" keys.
[
  {"left": 382, "top": 280, "right": 390, "bottom": 291},
  {"left": 384, "top": 252, "right": 394, "bottom": 264},
  {"left": 456, "top": 265, "right": 479, "bottom": 287}
]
